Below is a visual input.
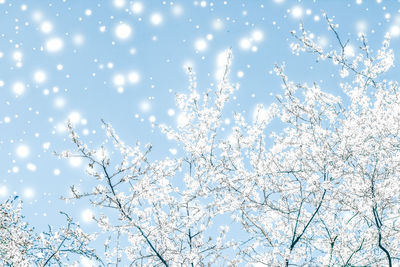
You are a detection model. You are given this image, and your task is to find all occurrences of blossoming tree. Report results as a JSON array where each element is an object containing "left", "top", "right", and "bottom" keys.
[
  {"left": 62, "top": 15, "right": 400, "bottom": 266},
  {"left": 0, "top": 197, "right": 101, "bottom": 266},
  {"left": 3, "top": 15, "right": 400, "bottom": 266}
]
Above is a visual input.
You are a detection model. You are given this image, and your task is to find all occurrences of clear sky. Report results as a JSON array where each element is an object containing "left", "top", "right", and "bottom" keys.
[{"left": 0, "top": 0, "right": 399, "bottom": 259}]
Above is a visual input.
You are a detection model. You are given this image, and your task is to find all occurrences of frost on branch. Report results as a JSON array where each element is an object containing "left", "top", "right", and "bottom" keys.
[
  {"left": 62, "top": 50, "right": 238, "bottom": 265},
  {"left": 0, "top": 197, "right": 33, "bottom": 266},
  {"left": 0, "top": 197, "right": 100, "bottom": 266},
  {"left": 268, "top": 14, "right": 400, "bottom": 266},
  {"left": 59, "top": 17, "right": 400, "bottom": 266}
]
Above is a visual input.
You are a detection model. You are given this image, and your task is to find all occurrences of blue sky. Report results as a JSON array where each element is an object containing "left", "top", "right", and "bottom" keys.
[{"left": 0, "top": 0, "right": 399, "bottom": 252}]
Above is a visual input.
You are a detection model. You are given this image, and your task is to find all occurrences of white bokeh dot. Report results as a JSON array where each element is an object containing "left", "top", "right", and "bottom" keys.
[
  {"left": 73, "top": 34, "right": 85, "bottom": 46},
  {"left": 85, "top": 9, "right": 92, "bottom": 16},
  {"left": 68, "top": 111, "right": 81, "bottom": 124},
  {"left": 40, "top": 21, "right": 53, "bottom": 34},
  {"left": 54, "top": 97, "right": 66, "bottom": 109},
  {"left": 169, "top": 148, "right": 177, "bottom": 155},
  {"left": 172, "top": 5, "right": 183, "bottom": 16},
  {"left": 34, "top": 70, "right": 46, "bottom": 83},
  {"left": 344, "top": 45, "right": 355, "bottom": 57},
  {"left": 42, "top": 142, "right": 51, "bottom": 150},
  {"left": 16, "top": 144, "right": 30, "bottom": 158},
  {"left": 149, "top": 115, "right": 156, "bottom": 123},
  {"left": 0, "top": 185, "right": 7, "bottom": 198},
  {"left": 115, "top": 23, "right": 132, "bottom": 40},
  {"left": 139, "top": 100, "right": 151, "bottom": 112},
  {"left": 46, "top": 37, "right": 63, "bottom": 53},
  {"left": 23, "top": 187, "right": 35, "bottom": 199},
  {"left": 390, "top": 25, "right": 400, "bottom": 37},
  {"left": 131, "top": 2, "right": 144, "bottom": 14},
  {"left": 69, "top": 157, "right": 82, "bottom": 167},
  {"left": 128, "top": 71, "right": 140, "bottom": 84},
  {"left": 13, "top": 51, "right": 22, "bottom": 61},
  {"left": 81, "top": 257, "right": 95, "bottom": 267},
  {"left": 13, "top": 82, "right": 25, "bottom": 96},
  {"left": 113, "top": 0, "right": 126, "bottom": 8},
  {"left": 167, "top": 109, "right": 175, "bottom": 116},
  {"left": 252, "top": 30, "right": 264, "bottom": 42},
  {"left": 239, "top": 38, "right": 251, "bottom": 50},
  {"left": 27, "top": 163, "right": 37, "bottom": 172},
  {"left": 291, "top": 6, "right": 303, "bottom": 18},
  {"left": 113, "top": 74, "right": 125, "bottom": 86},
  {"left": 12, "top": 166, "right": 19, "bottom": 173},
  {"left": 81, "top": 208, "right": 94, "bottom": 222},
  {"left": 213, "top": 19, "right": 223, "bottom": 31},
  {"left": 216, "top": 50, "right": 229, "bottom": 67},
  {"left": 195, "top": 39, "right": 207, "bottom": 51},
  {"left": 150, "top": 13, "right": 163, "bottom": 26}
]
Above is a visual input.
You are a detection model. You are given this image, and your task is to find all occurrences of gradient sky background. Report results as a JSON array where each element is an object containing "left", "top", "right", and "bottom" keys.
[{"left": 1, "top": 0, "right": 400, "bottom": 263}]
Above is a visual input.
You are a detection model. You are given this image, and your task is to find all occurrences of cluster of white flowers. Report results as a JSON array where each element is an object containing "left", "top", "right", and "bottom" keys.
[
  {"left": 0, "top": 197, "right": 99, "bottom": 266},
  {"left": 5, "top": 14, "right": 400, "bottom": 266},
  {"left": 61, "top": 15, "right": 400, "bottom": 264}
]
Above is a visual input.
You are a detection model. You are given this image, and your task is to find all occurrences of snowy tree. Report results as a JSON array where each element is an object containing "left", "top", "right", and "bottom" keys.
[
  {"left": 56, "top": 15, "right": 400, "bottom": 266},
  {"left": 0, "top": 196, "right": 102, "bottom": 266}
]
